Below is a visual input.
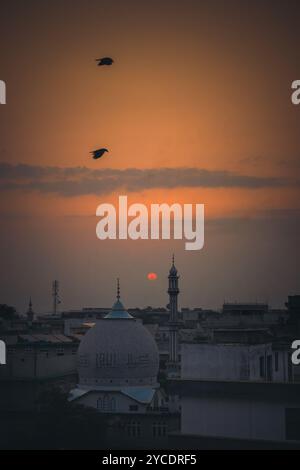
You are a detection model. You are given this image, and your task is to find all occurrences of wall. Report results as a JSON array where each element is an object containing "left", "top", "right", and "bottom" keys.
[
  {"left": 181, "top": 343, "right": 288, "bottom": 382},
  {"left": 0, "top": 346, "right": 77, "bottom": 379},
  {"left": 181, "top": 395, "right": 300, "bottom": 442}
]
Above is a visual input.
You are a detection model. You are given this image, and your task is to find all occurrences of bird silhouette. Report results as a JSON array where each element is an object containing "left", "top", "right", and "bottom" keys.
[
  {"left": 96, "top": 57, "right": 114, "bottom": 66},
  {"left": 90, "top": 148, "right": 109, "bottom": 160}
]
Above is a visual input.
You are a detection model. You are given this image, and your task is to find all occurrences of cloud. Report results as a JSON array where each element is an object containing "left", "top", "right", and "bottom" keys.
[
  {"left": 0, "top": 163, "right": 297, "bottom": 197},
  {"left": 239, "top": 155, "right": 265, "bottom": 166}
]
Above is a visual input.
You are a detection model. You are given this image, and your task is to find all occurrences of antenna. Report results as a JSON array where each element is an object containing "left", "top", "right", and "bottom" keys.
[
  {"left": 117, "top": 278, "right": 120, "bottom": 300},
  {"left": 52, "top": 280, "right": 60, "bottom": 315}
]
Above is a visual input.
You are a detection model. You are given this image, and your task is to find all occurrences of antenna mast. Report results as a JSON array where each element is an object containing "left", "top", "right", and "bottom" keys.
[{"left": 52, "top": 280, "right": 60, "bottom": 315}]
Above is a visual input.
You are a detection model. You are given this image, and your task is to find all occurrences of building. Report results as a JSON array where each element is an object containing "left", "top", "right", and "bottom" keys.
[
  {"left": 71, "top": 280, "right": 160, "bottom": 408},
  {"left": 181, "top": 341, "right": 290, "bottom": 383},
  {"left": 169, "top": 379, "right": 300, "bottom": 448},
  {"left": 1, "top": 262, "right": 299, "bottom": 449},
  {"left": 0, "top": 333, "right": 79, "bottom": 412},
  {"left": 69, "top": 280, "right": 180, "bottom": 446},
  {"left": 168, "top": 325, "right": 300, "bottom": 448}
]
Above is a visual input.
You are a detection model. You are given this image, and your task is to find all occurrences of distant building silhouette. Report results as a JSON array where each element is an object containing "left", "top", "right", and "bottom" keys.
[{"left": 26, "top": 297, "right": 34, "bottom": 323}]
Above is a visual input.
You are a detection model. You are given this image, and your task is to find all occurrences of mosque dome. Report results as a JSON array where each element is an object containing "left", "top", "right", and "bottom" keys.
[{"left": 77, "top": 282, "right": 159, "bottom": 389}]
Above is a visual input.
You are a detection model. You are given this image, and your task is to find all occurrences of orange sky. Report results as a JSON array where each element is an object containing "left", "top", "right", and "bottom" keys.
[{"left": 1, "top": 0, "right": 300, "bottom": 217}]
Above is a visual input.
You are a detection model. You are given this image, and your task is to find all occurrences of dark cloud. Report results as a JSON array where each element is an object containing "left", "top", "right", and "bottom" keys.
[{"left": 0, "top": 163, "right": 297, "bottom": 197}]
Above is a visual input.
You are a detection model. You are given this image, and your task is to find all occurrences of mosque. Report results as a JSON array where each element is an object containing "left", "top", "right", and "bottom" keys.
[{"left": 69, "top": 258, "right": 180, "bottom": 416}]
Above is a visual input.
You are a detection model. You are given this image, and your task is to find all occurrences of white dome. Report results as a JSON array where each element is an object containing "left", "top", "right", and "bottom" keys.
[{"left": 77, "top": 298, "right": 159, "bottom": 389}]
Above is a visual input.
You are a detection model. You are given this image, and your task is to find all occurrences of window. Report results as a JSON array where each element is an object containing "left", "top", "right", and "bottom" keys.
[
  {"left": 129, "top": 405, "right": 138, "bottom": 412},
  {"left": 153, "top": 421, "right": 167, "bottom": 438},
  {"left": 127, "top": 421, "right": 141, "bottom": 437},
  {"left": 259, "top": 356, "right": 265, "bottom": 378},
  {"left": 40, "top": 349, "right": 49, "bottom": 358},
  {"left": 56, "top": 347, "right": 64, "bottom": 356},
  {"left": 266, "top": 355, "right": 272, "bottom": 381}
]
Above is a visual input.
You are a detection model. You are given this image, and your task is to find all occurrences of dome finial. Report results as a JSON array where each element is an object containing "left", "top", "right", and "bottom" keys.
[
  {"left": 172, "top": 253, "right": 175, "bottom": 265},
  {"left": 105, "top": 279, "right": 133, "bottom": 319},
  {"left": 117, "top": 278, "right": 120, "bottom": 300}
]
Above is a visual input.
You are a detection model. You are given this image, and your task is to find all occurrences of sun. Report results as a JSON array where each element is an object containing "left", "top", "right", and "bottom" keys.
[{"left": 147, "top": 272, "right": 158, "bottom": 281}]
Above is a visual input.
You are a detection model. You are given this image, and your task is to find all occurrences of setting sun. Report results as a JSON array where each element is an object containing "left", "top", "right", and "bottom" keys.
[{"left": 147, "top": 272, "right": 158, "bottom": 281}]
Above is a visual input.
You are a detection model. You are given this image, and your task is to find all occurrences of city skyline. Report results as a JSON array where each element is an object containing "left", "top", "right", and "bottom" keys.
[{"left": 4, "top": 253, "right": 298, "bottom": 315}]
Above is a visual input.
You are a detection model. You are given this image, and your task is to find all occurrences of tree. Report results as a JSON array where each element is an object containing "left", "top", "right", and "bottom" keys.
[
  {"left": 32, "top": 387, "right": 109, "bottom": 449},
  {"left": 0, "top": 304, "right": 18, "bottom": 320}
]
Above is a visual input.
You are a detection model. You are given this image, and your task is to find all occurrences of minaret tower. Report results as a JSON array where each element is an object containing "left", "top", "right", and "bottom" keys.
[
  {"left": 167, "top": 254, "right": 180, "bottom": 376},
  {"left": 27, "top": 297, "right": 34, "bottom": 322}
]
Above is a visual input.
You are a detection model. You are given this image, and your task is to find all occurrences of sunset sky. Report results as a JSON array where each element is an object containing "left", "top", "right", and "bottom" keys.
[{"left": 0, "top": 0, "right": 300, "bottom": 312}]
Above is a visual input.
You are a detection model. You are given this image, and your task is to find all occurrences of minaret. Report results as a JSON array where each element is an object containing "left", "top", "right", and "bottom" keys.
[
  {"left": 27, "top": 297, "right": 34, "bottom": 322},
  {"left": 167, "top": 254, "right": 180, "bottom": 376}
]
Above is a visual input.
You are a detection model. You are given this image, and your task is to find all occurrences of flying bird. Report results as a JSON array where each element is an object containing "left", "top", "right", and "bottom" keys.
[
  {"left": 96, "top": 57, "right": 114, "bottom": 66},
  {"left": 90, "top": 148, "right": 109, "bottom": 160}
]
